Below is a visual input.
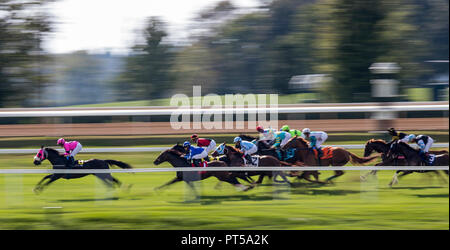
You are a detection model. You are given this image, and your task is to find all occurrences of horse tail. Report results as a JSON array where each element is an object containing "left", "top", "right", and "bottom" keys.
[
  {"left": 104, "top": 160, "right": 133, "bottom": 169},
  {"left": 348, "top": 152, "right": 378, "bottom": 165}
]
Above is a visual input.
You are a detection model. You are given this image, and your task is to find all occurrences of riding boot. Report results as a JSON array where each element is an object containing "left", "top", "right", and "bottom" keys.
[
  {"left": 275, "top": 148, "right": 282, "bottom": 160},
  {"left": 66, "top": 156, "right": 75, "bottom": 168},
  {"left": 193, "top": 159, "right": 201, "bottom": 167},
  {"left": 244, "top": 154, "right": 253, "bottom": 166},
  {"left": 317, "top": 148, "right": 323, "bottom": 166}
]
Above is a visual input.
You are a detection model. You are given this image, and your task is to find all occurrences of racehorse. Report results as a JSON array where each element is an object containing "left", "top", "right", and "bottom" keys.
[
  {"left": 211, "top": 143, "right": 295, "bottom": 186},
  {"left": 361, "top": 139, "right": 448, "bottom": 181},
  {"left": 32, "top": 146, "right": 133, "bottom": 194},
  {"left": 386, "top": 141, "right": 449, "bottom": 186},
  {"left": 170, "top": 143, "right": 254, "bottom": 185},
  {"left": 238, "top": 135, "right": 322, "bottom": 183},
  {"left": 153, "top": 149, "right": 253, "bottom": 195},
  {"left": 282, "top": 137, "right": 379, "bottom": 183}
]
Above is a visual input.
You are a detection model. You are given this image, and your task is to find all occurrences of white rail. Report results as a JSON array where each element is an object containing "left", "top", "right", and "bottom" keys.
[
  {"left": 0, "top": 102, "right": 448, "bottom": 117},
  {"left": 0, "top": 166, "right": 448, "bottom": 174},
  {"left": 1, "top": 143, "right": 448, "bottom": 154}
]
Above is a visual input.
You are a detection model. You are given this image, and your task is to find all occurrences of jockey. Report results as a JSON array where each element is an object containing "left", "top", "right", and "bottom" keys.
[
  {"left": 387, "top": 127, "right": 408, "bottom": 142},
  {"left": 280, "top": 125, "right": 302, "bottom": 138},
  {"left": 271, "top": 130, "right": 292, "bottom": 160},
  {"left": 301, "top": 128, "right": 328, "bottom": 158},
  {"left": 234, "top": 137, "right": 258, "bottom": 165},
  {"left": 399, "top": 134, "right": 416, "bottom": 144},
  {"left": 57, "top": 138, "right": 82, "bottom": 167},
  {"left": 256, "top": 125, "right": 277, "bottom": 146},
  {"left": 411, "top": 135, "right": 434, "bottom": 164},
  {"left": 183, "top": 141, "right": 208, "bottom": 167},
  {"left": 191, "top": 134, "right": 216, "bottom": 159}
]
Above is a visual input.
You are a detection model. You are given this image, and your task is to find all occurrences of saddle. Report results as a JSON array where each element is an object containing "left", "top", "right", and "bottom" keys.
[{"left": 312, "top": 147, "right": 333, "bottom": 160}]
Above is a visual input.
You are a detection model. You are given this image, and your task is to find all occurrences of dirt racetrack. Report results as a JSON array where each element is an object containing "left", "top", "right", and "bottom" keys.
[{"left": 0, "top": 118, "right": 447, "bottom": 137}]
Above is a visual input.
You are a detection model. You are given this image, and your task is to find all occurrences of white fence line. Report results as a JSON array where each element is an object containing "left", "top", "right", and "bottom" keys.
[
  {"left": 0, "top": 166, "right": 448, "bottom": 174},
  {"left": 1, "top": 143, "right": 448, "bottom": 154},
  {"left": 0, "top": 103, "right": 448, "bottom": 117}
]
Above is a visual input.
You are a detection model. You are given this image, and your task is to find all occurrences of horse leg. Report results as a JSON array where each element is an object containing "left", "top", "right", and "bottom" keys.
[
  {"left": 326, "top": 170, "right": 344, "bottom": 184},
  {"left": 301, "top": 171, "right": 325, "bottom": 184},
  {"left": 277, "top": 171, "right": 294, "bottom": 186},
  {"left": 33, "top": 174, "right": 53, "bottom": 193},
  {"left": 216, "top": 174, "right": 252, "bottom": 192},
  {"left": 255, "top": 174, "right": 265, "bottom": 185},
  {"left": 95, "top": 174, "right": 115, "bottom": 189},
  {"left": 185, "top": 181, "right": 199, "bottom": 198},
  {"left": 34, "top": 175, "right": 61, "bottom": 194},
  {"left": 155, "top": 176, "right": 182, "bottom": 191},
  {"left": 389, "top": 171, "right": 413, "bottom": 187}
]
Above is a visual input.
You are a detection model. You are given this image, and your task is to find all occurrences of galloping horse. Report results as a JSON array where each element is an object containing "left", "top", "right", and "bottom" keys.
[
  {"left": 211, "top": 143, "right": 294, "bottom": 186},
  {"left": 361, "top": 139, "right": 448, "bottom": 181},
  {"left": 282, "top": 137, "right": 379, "bottom": 183},
  {"left": 32, "top": 146, "right": 133, "bottom": 194},
  {"left": 386, "top": 141, "right": 449, "bottom": 186},
  {"left": 153, "top": 148, "right": 252, "bottom": 195}
]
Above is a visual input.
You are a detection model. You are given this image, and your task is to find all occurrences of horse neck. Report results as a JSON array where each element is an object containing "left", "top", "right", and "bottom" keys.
[
  {"left": 165, "top": 153, "right": 189, "bottom": 167},
  {"left": 226, "top": 147, "right": 244, "bottom": 165},
  {"left": 373, "top": 142, "right": 389, "bottom": 153},
  {"left": 397, "top": 143, "right": 420, "bottom": 160},
  {"left": 46, "top": 149, "right": 65, "bottom": 166}
]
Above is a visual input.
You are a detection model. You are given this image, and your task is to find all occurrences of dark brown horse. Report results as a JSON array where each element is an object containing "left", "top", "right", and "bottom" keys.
[
  {"left": 211, "top": 143, "right": 295, "bottom": 186},
  {"left": 387, "top": 141, "right": 449, "bottom": 186},
  {"left": 153, "top": 149, "right": 253, "bottom": 195},
  {"left": 361, "top": 139, "right": 448, "bottom": 181},
  {"left": 282, "top": 137, "right": 379, "bottom": 183}
]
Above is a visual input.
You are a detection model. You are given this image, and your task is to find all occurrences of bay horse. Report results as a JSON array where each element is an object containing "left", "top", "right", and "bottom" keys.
[
  {"left": 153, "top": 149, "right": 252, "bottom": 195},
  {"left": 211, "top": 143, "right": 295, "bottom": 186},
  {"left": 170, "top": 143, "right": 254, "bottom": 185},
  {"left": 32, "top": 146, "right": 133, "bottom": 194},
  {"left": 386, "top": 141, "right": 449, "bottom": 186},
  {"left": 361, "top": 139, "right": 448, "bottom": 181},
  {"left": 282, "top": 137, "right": 379, "bottom": 183}
]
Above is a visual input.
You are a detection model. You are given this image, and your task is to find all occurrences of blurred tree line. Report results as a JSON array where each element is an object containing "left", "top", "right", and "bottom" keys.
[
  {"left": 0, "top": 0, "right": 52, "bottom": 107},
  {"left": 116, "top": 0, "right": 448, "bottom": 103},
  {"left": 0, "top": 0, "right": 448, "bottom": 107}
]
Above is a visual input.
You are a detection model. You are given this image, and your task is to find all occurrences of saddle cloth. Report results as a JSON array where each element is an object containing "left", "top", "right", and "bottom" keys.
[
  {"left": 244, "top": 156, "right": 260, "bottom": 167},
  {"left": 313, "top": 147, "right": 333, "bottom": 160},
  {"left": 191, "top": 160, "right": 208, "bottom": 174}
]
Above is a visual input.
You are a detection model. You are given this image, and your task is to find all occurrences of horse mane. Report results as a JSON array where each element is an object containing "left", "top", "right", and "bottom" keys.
[
  {"left": 294, "top": 136, "right": 309, "bottom": 147},
  {"left": 45, "top": 147, "right": 63, "bottom": 156},
  {"left": 167, "top": 148, "right": 184, "bottom": 157},
  {"left": 226, "top": 145, "right": 244, "bottom": 156},
  {"left": 367, "top": 139, "right": 387, "bottom": 145}
]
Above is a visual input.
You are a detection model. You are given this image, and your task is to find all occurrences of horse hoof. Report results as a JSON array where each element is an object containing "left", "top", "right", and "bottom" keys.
[
  {"left": 360, "top": 176, "right": 367, "bottom": 182},
  {"left": 33, "top": 187, "right": 41, "bottom": 194},
  {"left": 243, "top": 185, "right": 255, "bottom": 192}
]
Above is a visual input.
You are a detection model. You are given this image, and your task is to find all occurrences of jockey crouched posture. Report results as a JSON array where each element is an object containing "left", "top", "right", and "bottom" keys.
[
  {"left": 234, "top": 137, "right": 258, "bottom": 165},
  {"left": 403, "top": 134, "right": 435, "bottom": 164},
  {"left": 256, "top": 125, "right": 277, "bottom": 148},
  {"left": 387, "top": 127, "right": 408, "bottom": 143},
  {"left": 301, "top": 128, "right": 328, "bottom": 159},
  {"left": 57, "top": 138, "right": 82, "bottom": 167},
  {"left": 271, "top": 130, "right": 292, "bottom": 160},
  {"left": 280, "top": 125, "right": 302, "bottom": 138},
  {"left": 183, "top": 141, "right": 208, "bottom": 167},
  {"left": 191, "top": 134, "right": 216, "bottom": 161}
]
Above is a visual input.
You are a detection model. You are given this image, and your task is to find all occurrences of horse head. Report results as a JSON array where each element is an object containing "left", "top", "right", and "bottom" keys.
[
  {"left": 154, "top": 149, "right": 185, "bottom": 166},
  {"left": 33, "top": 146, "right": 62, "bottom": 166},
  {"left": 33, "top": 146, "right": 47, "bottom": 165}
]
